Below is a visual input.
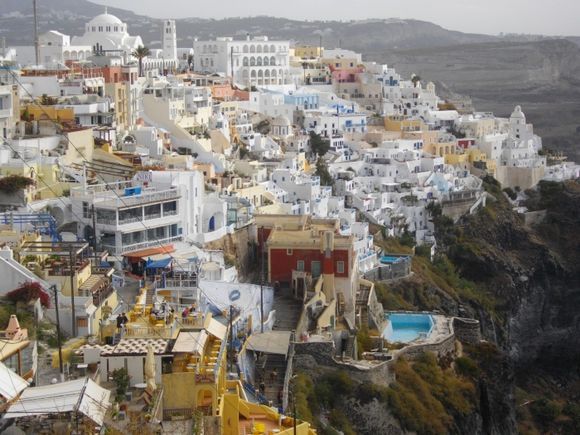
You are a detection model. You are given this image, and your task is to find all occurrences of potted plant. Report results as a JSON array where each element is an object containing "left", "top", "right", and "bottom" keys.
[{"left": 111, "top": 368, "right": 130, "bottom": 402}]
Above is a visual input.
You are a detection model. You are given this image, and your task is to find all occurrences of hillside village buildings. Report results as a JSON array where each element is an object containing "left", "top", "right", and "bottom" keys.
[{"left": 0, "top": 7, "right": 578, "bottom": 434}]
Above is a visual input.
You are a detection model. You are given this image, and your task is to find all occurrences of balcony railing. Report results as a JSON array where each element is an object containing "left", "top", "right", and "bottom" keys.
[{"left": 102, "top": 235, "right": 183, "bottom": 256}]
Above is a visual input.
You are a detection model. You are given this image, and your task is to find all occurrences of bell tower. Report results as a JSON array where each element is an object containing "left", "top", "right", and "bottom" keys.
[{"left": 162, "top": 19, "right": 177, "bottom": 60}]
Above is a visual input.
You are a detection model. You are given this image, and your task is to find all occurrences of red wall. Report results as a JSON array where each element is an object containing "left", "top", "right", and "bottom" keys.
[{"left": 269, "top": 248, "right": 350, "bottom": 284}]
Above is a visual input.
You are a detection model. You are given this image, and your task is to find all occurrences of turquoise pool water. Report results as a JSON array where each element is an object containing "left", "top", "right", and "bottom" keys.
[
  {"left": 383, "top": 313, "right": 434, "bottom": 343},
  {"left": 380, "top": 256, "right": 403, "bottom": 264}
]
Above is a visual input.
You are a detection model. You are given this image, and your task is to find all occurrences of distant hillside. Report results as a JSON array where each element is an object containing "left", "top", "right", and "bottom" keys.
[{"left": 1, "top": 0, "right": 498, "bottom": 51}]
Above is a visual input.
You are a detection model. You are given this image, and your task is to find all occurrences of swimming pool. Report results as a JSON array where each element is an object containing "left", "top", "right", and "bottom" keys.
[
  {"left": 380, "top": 256, "right": 403, "bottom": 264},
  {"left": 382, "top": 313, "right": 434, "bottom": 343}
]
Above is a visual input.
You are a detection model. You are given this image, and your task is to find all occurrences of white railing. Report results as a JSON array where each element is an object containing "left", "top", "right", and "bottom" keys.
[{"left": 103, "top": 235, "right": 183, "bottom": 255}]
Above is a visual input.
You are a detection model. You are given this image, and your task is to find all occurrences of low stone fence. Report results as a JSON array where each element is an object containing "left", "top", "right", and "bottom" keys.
[{"left": 294, "top": 340, "right": 396, "bottom": 385}]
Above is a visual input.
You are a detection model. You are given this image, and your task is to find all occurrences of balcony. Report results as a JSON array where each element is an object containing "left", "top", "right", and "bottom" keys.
[{"left": 102, "top": 235, "right": 183, "bottom": 256}]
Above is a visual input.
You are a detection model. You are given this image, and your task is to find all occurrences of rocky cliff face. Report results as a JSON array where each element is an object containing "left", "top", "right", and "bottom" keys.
[{"left": 445, "top": 180, "right": 580, "bottom": 433}]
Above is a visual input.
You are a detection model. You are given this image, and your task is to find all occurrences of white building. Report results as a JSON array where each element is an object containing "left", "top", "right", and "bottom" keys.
[
  {"left": 193, "top": 36, "right": 291, "bottom": 87},
  {"left": 72, "top": 10, "right": 143, "bottom": 62}
]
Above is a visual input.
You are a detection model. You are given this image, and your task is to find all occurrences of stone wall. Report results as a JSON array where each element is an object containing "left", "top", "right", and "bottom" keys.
[
  {"left": 523, "top": 210, "right": 547, "bottom": 227},
  {"left": 442, "top": 197, "right": 478, "bottom": 223},
  {"left": 496, "top": 166, "right": 545, "bottom": 190},
  {"left": 363, "top": 260, "right": 411, "bottom": 282},
  {"left": 453, "top": 317, "right": 482, "bottom": 345},
  {"left": 203, "top": 223, "right": 255, "bottom": 278},
  {"left": 294, "top": 341, "right": 396, "bottom": 385}
]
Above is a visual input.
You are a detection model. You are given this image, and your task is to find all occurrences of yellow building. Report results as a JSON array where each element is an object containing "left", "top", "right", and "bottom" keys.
[
  {"left": 293, "top": 46, "right": 324, "bottom": 59},
  {"left": 220, "top": 386, "right": 317, "bottom": 435},
  {"left": 21, "top": 105, "right": 75, "bottom": 123},
  {"left": 148, "top": 312, "right": 229, "bottom": 417},
  {"left": 384, "top": 115, "right": 426, "bottom": 133},
  {"left": 105, "top": 83, "right": 128, "bottom": 131}
]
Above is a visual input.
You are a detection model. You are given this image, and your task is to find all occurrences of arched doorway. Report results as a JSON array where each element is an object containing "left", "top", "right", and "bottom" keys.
[{"left": 208, "top": 216, "right": 215, "bottom": 231}]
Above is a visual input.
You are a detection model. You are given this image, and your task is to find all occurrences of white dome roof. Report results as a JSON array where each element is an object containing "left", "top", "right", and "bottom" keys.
[
  {"left": 88, "top": 13, "right": 124, "bottom": 27},
  {"left": 511, "top": 105, "right": 525, "bottom": 119}
]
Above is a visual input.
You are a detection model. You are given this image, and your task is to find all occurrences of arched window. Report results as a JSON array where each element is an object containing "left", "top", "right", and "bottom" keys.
[
  {"left": 258, "top": 70, "right": 263, "bottom": 77},
  {"left": 263, "top": 57, "right": 269, "bottom": 66},
  {"left": 271, "top": 69, "right": 277, "bottom": 77},
  {"left": 256, "top": 57, "right": 262, "bottom": 66},
  {"left": 264, "top": 70, "right": 270, "bottom": 77},
  {"left": 243, "top": 45, "right": 249, "bottom": 53},
  {"left": 250, "top": 45, "right": 255, "bottom": 53},
  {"left": 243, "top": 57, "right": 248, "bottom": 67},
  {"left": 263, "top": 45, "right": 269, "bottom": 53},
  {"left": 270, "top": 56, "right": 276, "bottom": 66},
  {"left": 250, "top": 57, "right": 256, "bottom": 66},
  {"left": 270, "top": 44, "right": 275, "bottom": 52},
  {"left": 256, "top": 45, "right": 262, "bottom": 53},
  {"left": 250, "top": 70, "right": 256, "bottom": 78}
]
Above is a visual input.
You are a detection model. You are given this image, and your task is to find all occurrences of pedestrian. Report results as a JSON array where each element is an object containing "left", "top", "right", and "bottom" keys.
[
  {"left": 116, "top": 313, "right": 124, "bottom": 332},
  {"left": 270, "top": 368, "right": 278, "bottom": 383},
  {"left": 182, "top": 306, "right": 190, "bottom": 318},
  {"left": 277, "top": 387, "right": 283, "bottom": 405},
  {"left": 259, "top": 380, "right": 265, "bottom": 395}
]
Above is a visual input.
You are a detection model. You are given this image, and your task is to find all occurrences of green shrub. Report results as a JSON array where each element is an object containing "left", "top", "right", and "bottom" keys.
[
  {"left": 455, "top": 356, "right": 480, "bottom": 378},
  {"left": 530, "top": 399, "right": 561, "bottom": 426}
]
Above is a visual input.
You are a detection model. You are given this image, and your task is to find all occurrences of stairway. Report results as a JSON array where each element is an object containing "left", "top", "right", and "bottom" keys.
[
  {"left": 260, "top": 353, "right": 287, "bottom": 407},
  {"left": 272, "top": 293, "right": 302, "bottom": 332},
  {"left": 343, "top": 334, "right": 355, "bottom": 360}
]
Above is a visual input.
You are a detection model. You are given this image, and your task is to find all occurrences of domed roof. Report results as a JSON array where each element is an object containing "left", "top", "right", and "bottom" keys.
[
  {"left": 88, "top": 12, "right": 124, "bottom": 27},
  {"left": 510, "top": 105, "right": 525, "bottom": 119}
]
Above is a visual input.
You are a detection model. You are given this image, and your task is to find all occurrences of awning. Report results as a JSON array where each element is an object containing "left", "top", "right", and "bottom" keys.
[
  {"left": 172, "top": 330, "right": 208, "bottom": 355},
  {"left": 245, "top": 331, "right": 291, "bottom": 356},
  {"left": 0, "top": 361, "right": 28, "bottom": 401},
  {"left": 205, "top": 318, "right": 227, "bottom": 341},
  {"left": 4, "top": 378, "right": 111, "bottom": 426},
  {"left": 123, "top": 245, "right": 175, "bottom": 258},
  {"left": 145, "top": 257, "right": 172, "bottom": 270}
]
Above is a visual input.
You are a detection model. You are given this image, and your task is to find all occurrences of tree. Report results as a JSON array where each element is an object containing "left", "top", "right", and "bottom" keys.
[
  {"left": 187, "top": 54, "right": 194, "bottom": 71},
  {"left": 5, "top": 282, "right": 50, "bottom": 308},
  {"left": 411, "top": 75, "right": 421, "bottom": 88},
  {"left": 0, "top": 175, "right": 35, "bottom": 194},
  {"left": 131, "top": 45, "right": 151, "bottom": 77},
  {"left": 309, "top": 131, "right": 330, "bottom": 157},
  {"left": 315, "top": 157, "right": 333, "bottom": 187}
]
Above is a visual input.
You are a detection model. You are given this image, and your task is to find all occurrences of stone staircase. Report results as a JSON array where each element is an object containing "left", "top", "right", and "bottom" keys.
[
  {"left": 272, "top": 292, "right": 302, "bottom": 331},
  {"left": 261, "top": 353, "right": 287, "bottom": 407}
]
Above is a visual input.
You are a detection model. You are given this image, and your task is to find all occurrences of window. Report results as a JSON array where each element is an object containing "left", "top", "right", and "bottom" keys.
[
  {"left": 297, "top": 260, "right": 305, "bottom": 271},
  {"left": 82, "top": 201, "right": 91, "bottom": 218},
  {"left": 287, "top": 249, "right": 293, "bottom": 255},
  {"left": 336, "top": 261, "right": 345, "bottom": 274}
]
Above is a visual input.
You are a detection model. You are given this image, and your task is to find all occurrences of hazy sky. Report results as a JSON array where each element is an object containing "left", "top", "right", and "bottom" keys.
[{"left": 92, "top": 0, "right": 580, "bottom": 36}]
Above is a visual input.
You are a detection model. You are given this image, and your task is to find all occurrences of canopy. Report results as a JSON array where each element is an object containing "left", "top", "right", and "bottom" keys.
[
  {"left": 0, "top": 362, "right": 28, "bottom": 401},
  {"left": 172, "top": 330, "right": 208, "bottom": 355},
  {"left": 4, "top": 378, "right": 110, "bottom": 426},
  {"left": 145, "top": 257, "right": 172, "bottom": 270},
  {"left": 205, "top": 317, "right": 228, "bottom": 341},
  {"left": 245, "top": 331, "right": 291, "bottom": 356}
]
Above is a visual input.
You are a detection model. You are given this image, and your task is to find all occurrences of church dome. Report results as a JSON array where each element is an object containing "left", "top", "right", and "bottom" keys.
[
  {"left": 510, "top": 105, "right": 525, "bottom": 119},
  {"left": 88, "top": 12, "right": 124, "bottom": 28}
]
